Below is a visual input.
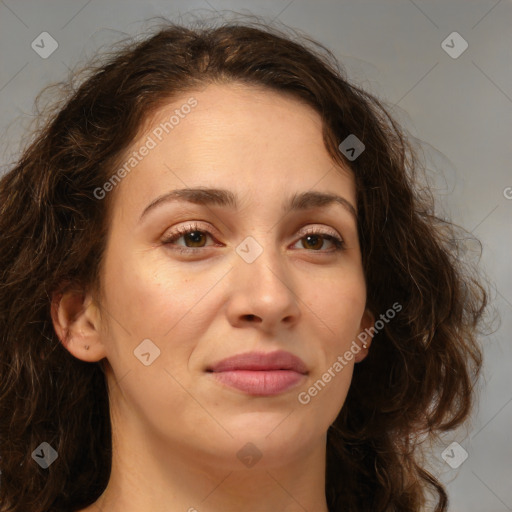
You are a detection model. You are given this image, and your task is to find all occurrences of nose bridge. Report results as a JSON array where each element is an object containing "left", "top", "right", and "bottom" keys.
[
  {"left": 228, "top": 230, "right": 300, "bottom": 327},
  {"left": 235, "top": 231, "right": 288, "bottom": 293}
]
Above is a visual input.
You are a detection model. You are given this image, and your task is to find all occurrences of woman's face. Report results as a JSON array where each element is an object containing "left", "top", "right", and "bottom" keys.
[{"left": 75, "top": 83, "right": 372, "bottom": 469}]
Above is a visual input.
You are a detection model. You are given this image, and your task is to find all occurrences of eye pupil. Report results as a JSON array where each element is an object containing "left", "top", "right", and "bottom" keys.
[
  {"left": 166, "top": 228, "right": 342, "bottom": 254},
  {"left": 303, "top": 234, "right": 323, "bottom": 250},
  {"left": 186, "top": 231, "right": 206, "bottom": 247}
]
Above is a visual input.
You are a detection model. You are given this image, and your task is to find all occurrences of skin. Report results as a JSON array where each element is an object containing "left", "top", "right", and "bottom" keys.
[{"left": 52, "top": 82, "right": 374, "bottom": 512}]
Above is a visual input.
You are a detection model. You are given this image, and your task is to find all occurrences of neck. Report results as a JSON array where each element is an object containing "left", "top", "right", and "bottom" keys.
[{"left": 90, "top": 424, "right": 330, "bottom": 512}]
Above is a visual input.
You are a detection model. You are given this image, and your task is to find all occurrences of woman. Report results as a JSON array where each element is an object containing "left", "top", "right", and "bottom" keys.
[{"left": 0, "top": 18, "right": 488, "bottom": 512}]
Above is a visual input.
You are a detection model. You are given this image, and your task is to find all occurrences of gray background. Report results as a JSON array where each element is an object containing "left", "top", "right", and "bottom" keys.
[{"left": 1, "top": 1, "right": 511, "bottom": 510}]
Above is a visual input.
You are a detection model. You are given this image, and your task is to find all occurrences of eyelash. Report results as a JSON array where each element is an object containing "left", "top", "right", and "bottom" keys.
[{"left": 161, "top": 222, "right": 345, "bottom": 255}]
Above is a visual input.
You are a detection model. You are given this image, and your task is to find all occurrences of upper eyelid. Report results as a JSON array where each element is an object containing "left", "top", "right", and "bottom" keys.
[{"left": 163, "top": 222, "right": 343, "bottom": 243}]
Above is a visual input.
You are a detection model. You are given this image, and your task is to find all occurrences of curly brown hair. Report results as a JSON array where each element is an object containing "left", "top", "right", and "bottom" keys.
[{"left": 0, "top": 16, "right": 488, "bottom": 512}]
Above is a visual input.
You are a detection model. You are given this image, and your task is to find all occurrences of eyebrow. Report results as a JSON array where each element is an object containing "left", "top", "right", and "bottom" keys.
[{"left": 139, "top": 187, "right": 357, "bottom": 222}]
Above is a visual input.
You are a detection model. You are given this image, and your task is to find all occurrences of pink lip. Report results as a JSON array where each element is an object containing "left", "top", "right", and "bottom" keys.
[{"left": 206, "top": 350, "right": 308, "bottom": 396}]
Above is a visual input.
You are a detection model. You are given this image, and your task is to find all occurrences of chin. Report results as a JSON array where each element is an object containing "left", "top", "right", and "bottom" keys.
[{"left": 221, "top": 411, "right": 323, "bottom": 448}]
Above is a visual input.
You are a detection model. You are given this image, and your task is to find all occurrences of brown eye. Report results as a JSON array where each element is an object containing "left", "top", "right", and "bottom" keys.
[
  {"left": 301, "top": 234, "right": 325, "bottom": 251},
  {"left": 293, "top": 230, "right": 345, "bottom": 252},
  {"left": 181, "top": 230, "right": 208, "bottom": 248},
  {"left": 162, "top": 222, "right": 217, "bottom": 253}
]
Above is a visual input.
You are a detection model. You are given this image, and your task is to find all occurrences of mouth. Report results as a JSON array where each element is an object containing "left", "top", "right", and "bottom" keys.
[{"left": 206, "top": 350, "right": 308, "bottom": 396}]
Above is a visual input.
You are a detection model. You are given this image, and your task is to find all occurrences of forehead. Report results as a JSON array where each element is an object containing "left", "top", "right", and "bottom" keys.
[{"left": 110, "top": 82, "right": 355, "bottom": 215}]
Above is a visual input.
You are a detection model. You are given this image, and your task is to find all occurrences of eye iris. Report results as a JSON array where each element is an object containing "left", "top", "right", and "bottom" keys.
[
  {"left": 174, "top": 230, "right": 335, "bottom": 251},
  {"left": 185, "top": 231, "right": 206, "bottom": 247},
  {"left": 303, "top": 234, "right": 323, "bottom": 250}
]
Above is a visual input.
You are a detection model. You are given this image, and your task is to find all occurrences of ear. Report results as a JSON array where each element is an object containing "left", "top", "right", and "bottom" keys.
[
  {"left": 354, "top": 308, "right": 375, "bottom": 363},
  {"left": 50, "top": 286, "right": 107, "bottom": 363}
]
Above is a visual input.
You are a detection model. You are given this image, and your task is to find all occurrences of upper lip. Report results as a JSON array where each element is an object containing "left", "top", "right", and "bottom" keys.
[{"left": 207, "top": 350, "right": 309, "bottom": 374}]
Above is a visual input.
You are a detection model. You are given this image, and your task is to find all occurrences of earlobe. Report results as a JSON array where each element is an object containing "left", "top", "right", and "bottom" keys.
[
  {"left": 354, "top": 308, "right": 375, "bottom": 363},
  {"left": 50, "top": 287, "right": 106, "bottom": 362}
]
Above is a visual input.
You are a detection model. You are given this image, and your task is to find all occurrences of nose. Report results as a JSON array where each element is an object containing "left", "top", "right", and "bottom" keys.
[{"left": 225, "top": 238, "right": 301, "bottom": 334}]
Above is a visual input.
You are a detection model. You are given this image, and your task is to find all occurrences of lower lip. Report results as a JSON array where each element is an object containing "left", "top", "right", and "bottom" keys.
[{"left": 211, "top": 370, "right": 305, "bottom": 396}]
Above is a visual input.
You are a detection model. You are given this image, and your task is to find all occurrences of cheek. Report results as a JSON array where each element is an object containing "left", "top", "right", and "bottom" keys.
[
  {"left": 297, "top": 354, "right": 354, "bottom": 431},
  {"left": 100, "top": 248, "right": 228, "bottom": 368},
  {"left": 296, "top": 273, "right": 365, "bottom": 412},
  {"left": 304, "top": 272, "right": 366, "bottom": 339},
  {"left": 100, "top": 252, "right": 217, "bottom": 425},
  {"left": 103, "top": 248, "right": 191, "bottom": 333}
]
